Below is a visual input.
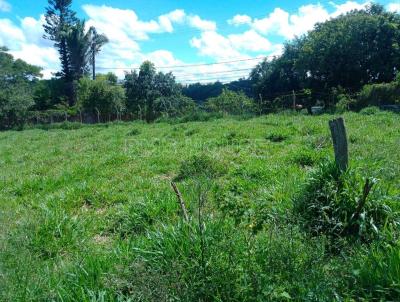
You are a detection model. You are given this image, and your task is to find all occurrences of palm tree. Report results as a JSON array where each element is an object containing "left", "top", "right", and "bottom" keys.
[
  {"left": 65, "top": 20, "right": 91, "bottom": 80},
  {"left": 65, "top": 22, "right": 108, "bottom": 81},
  {"left": 87, "top": 27, "right": 109, "bottom": 80}
]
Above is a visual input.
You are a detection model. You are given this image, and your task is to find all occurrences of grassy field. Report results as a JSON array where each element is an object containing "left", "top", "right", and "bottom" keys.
[{"left": 0, "top": 112, "right": 399, "bottom": 301}]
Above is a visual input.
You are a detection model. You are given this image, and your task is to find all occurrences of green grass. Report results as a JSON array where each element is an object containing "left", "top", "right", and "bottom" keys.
[{"left": 0, "top": 112, "right": 399, "bottom": 301}]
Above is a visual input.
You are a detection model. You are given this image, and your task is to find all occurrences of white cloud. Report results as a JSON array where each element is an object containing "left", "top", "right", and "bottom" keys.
[
  {"left": 0, "top": 19, "right": 26, "bottom": 48},
  {"left": 187, "top": 15, "right": 217, "bottom": 31},
  {"left": 252, "top": 4, "right": 330, "bottom": 39},
  {"left": 228, "top": 30, "right": 272, "bottom": 52},
  {"left": 82, "top": 5, "right": 175, "bottom": 41},
  {"left": 158, "top": 9, "right": 186, "bottom": 32},
  {"left": 387, "top": 3, "right": 400, "bottom": 13},
  {"left": 228, "top": 14, "right": 252, "bottom": 26},
  {"left": 0, "top": 16, "right": 59, "bottom": 77},
  {"left": 329, "top": 1, "right": 371, "bottom": 17},
  {"left": 190, "top": 31, "right": 242, "bottom": 59},
  {"left": 0, "top": 0, "right": 11, "bottom": 12},
  {"left": 233, "top": 1, "right": 371, "bottom": 40}
]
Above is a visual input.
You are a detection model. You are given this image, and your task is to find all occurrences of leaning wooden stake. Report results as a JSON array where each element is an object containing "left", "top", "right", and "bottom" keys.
[
  {"left": 329, "top": 117, "right": 349, "bottom": 171},
  {"left": 351, "top": 178, "right": 374, "bottom": 223},
  {"left": 171, "top": 182, "right": 189, "bottom": 222}
]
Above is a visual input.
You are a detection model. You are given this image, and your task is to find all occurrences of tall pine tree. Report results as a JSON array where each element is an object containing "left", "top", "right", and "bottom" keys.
[{"left": 43, "top": 0, "right": 78, "bottom": 106}]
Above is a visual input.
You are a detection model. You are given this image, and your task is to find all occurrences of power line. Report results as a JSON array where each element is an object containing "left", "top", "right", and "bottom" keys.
[
  {"left": 97, "top": 56, "right": 270, "bottom": 71},
  {"left": 179, "top": 74, "right": 250, "bottom": 83},
  {"left": 173, "top": 68, "right": 254, "bottom": 76}
]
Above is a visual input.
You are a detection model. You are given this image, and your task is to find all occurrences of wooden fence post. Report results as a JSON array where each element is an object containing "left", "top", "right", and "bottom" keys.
[
  {"left": 329, "top": 117, "right": 349, "bottom": 171},
  {"left": 171, "top": 182, "right": 189, "bottom": 222}
]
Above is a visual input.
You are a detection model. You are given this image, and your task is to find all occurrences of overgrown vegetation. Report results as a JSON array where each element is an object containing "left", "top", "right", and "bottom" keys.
[
  {"left": 1, "top": 113, "right": 399, "bottom": 301},
  {"left": 293, "top": 162, "right": 397, "bottom": 245},
  {"left": 1, "top": 3, "right": 399, "bottom": 130},
  {"left": 0, "top": 1, "right": 400, "bottom": 299}
]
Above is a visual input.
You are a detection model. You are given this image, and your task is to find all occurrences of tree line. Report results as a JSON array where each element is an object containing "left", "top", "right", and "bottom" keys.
[{"left": 0, "top": 2, "right": 399, "bottom": 130}]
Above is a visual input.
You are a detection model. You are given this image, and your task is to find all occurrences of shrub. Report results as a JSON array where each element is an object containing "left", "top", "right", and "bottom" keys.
[
  {"left": 0, "top": 48, "right": 41, "bottom": 130},
  {"left": 359, "top": 106, "right": 380, "bottom": 115},
  {"left": 0, "top": 89, "right": 34, "bottom": 130},
  {"left": 335, "top": 94, "right": 356, "bottom": 113},
  {"left": 356, "top": 81, "right": 400, "bottom": 110},
  {"left": 175, "top": 154, "right": 227, "bottom": 181},
  {"left": 205, "top": 89, "right": 256, "bottom": 115},
  {"left": 77, "top": 77, "right": 126, "bottom": 122},
  {"left": 154, "top": 95, "right": 197, "bottom": 119},
  {"left": 293, "top": 162, "right": 396, "bottom": 244},
  {"left": 33, "top": 78, "right": 67, "bottom": 110}
]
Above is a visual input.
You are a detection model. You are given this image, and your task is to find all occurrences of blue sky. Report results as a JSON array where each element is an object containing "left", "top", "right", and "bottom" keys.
[{"left": 1, "top": 0, "right": 399, "bottom": 82}]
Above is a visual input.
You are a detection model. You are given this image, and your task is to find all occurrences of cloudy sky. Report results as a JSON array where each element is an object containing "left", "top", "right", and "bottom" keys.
[{"left": 0, "top": 0, "right": 399, "bottom": 82}]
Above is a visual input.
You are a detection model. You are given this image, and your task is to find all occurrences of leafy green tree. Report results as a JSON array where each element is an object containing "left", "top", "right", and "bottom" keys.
[
  {"left": 124, "top": 61, "right": 181, "bottom": 122},
  {"left": 250, "top": 39, "right": 305, "bottom": 112},
  {"left": 0, "top": 47, "right": 42, "bottom": 129},
  {"left": 205, "top": 89, "right": 256, "bottom": 115},
  {"left": 251, "top": 3, "right": 400, "bottom": 111},
  {"left": 33, "top": 78, "right": 68, "bottom": 110},
  {"left": 183, "top": 81, "right": 224, "bottom": 104},
  {"left": 77, "top": 76, "right": 126, "bottom": 122},
  {"left": 298, "top": 3, "right": 400, "bottom": 93}
]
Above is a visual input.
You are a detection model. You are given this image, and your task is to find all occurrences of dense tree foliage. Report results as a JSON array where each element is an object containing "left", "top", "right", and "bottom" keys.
[
  {"left": 43, "top": 0, "right": 108, "bottom": 105},
  {"left": 251, "top": 3, "right": 400, "bottom": 111},
  {"left": 154, "top": 95, "right": 196, "bottom": 119},
  {"left": 124, "top": 61, "right": 181, "bottom": 121},
  {"left": 205, "top": 89, "right": 256, "bottom": 115},
  {"left": 183, "top": 82, "right": 224, "bottom": 104},
  {"left": 183, "top": 79, "right": 253, "bottom": 104},
  {"left": 0, "top": 47, "right": 42, "bottom": 129},
  {"left": 33, "top": 78, "right": 68, "bottom": 110},
  {"left": 77, "top": 75, "right": 125, "bottom": 122},
  {"left": 299, "top": 4, "right": 400, "bottom": 91},
  {"left": 44, "top": 0, "right": 78, "bottom": 105},
  {"left": 0, "top": 2, "right": 399, "bottom": 130}
]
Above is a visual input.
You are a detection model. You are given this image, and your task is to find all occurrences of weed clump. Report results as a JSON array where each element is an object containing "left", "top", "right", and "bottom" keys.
[
  {"left": 35, "top": 122, "right": 84, "bottom": 131},
  {"left": 350, "top": 241, "right": 400, "bottom": 300},
  {"left": 107, "top": 202, "right": 155, "bottom": 238},
  {"left": 290, "top": 149, "right": 317, "bottom": 167},
  {"left": 293, "top": 162, "right": 396, "bottom": 243},
  {"left": 127, "top": 128, "right": 140, "bottom": 136},
  {"left": 266, "top": 131, "right": 289, "bottom": 142},
  {"left": 175, "top": 154, "right": 227, "bottom": 181},
  {"left": 184, "top": 128, "right": 199, "bottom": 136},
  {"left": 359, "top": 106, "right": 380, "bottom": 115}
]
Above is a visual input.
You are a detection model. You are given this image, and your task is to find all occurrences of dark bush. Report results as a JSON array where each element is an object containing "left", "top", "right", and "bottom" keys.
[
  {"left": 356, "top": 81, "right": 400, "bottom": 110},
  {"left": 266, "top": 131, "right": 289, "bottom": 142}
]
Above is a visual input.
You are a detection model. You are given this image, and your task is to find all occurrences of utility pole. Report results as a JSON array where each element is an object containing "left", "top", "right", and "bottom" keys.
[
  {"left": 292, "top": 90, "right": 296, "bottom": 110},
  {"left": 92, "top": 44, "right": 96, "bottom": 80}
]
